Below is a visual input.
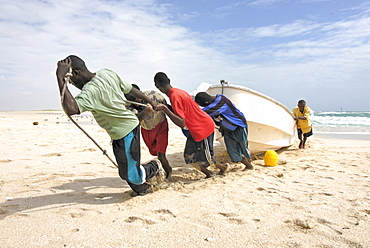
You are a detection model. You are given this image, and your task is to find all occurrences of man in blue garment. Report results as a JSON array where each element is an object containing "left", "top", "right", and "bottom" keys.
[{"left": 195, "top": 92, "right": 254, "bottom": 171}]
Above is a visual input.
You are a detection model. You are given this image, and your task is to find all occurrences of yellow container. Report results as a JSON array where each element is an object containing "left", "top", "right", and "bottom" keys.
[{"left": 264, "top": 150, "right": 278, "bottom": 167}]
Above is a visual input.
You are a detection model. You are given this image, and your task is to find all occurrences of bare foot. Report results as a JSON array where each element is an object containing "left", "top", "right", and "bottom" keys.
[
  {"left": 200, "top": 166, "right": 214, "bottom": 178},
  {"left": 298, "top": 141, "right": 303, "bottom": 149},
  {"left": 241, "top": 157, "right": 254, "bottom": 171},
  {"left": 166, "top": 174, "right": 174, "bottom": 182},
  {"left": 216, "top": 163, "right": 229, "bottom": 175},
  {"left": 242, "top": 162, "right": 254, "bottom": 171}
]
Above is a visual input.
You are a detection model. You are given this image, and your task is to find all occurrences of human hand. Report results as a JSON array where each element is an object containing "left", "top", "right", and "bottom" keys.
[
  {"left": 139, "top": 103, "right": 154, "bottom": 116},
  {"left": 155, "top": 103, "right": 167, "bottom": 111},
  {"left": 150, "top": 102, "right": 158, "bottom": 110},
  {"left": 56, "top": 57, "right": 72, "bottom": 79},
  {"left": 145, "top": 103, "right": 154, "bottom": 111}
]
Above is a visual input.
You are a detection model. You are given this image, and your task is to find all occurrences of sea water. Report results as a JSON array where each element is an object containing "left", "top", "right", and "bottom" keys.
[{"left": 312, "top": 111, "right": 370, "bottom": 140}]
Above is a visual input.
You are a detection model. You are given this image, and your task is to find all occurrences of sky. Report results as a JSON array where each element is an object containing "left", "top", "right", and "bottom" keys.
[{"left": 1, "top": 0, "right": 370, "bottom": 112}]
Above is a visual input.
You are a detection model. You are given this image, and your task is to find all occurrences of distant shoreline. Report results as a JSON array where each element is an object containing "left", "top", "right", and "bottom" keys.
[
  {"left": 2, "top": 110, "right": 369, "bottom": 141},
  {"left": 314, "top": 133, "right": 370, "bottom": 141}
]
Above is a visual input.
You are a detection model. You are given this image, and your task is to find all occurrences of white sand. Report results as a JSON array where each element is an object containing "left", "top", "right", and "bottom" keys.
[{"left": 1, "top": 111, "right": 369, "bottom": 248}]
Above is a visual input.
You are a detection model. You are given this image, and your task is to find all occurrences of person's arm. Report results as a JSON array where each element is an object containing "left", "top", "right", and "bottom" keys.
[
  {"left": 56, "top": 58, "right": 80, "bottom": 116},
  {"left": 156, "top": 104, "right": 185, "bottom": 128},
  {"left": 295, "top": 109, "right": 309, "bottom": 120},
  {"left": 294, "top": 116, "right": 307, "bottom": 120},
  {"left": 127, "top": 87, "right": 157, "bottom": 109},
  {"left": 293, "top": 108, "right": 306, "bottom": 120}
]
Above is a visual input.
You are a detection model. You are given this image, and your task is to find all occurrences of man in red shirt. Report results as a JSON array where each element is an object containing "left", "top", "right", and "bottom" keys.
[{"left": 154, "top": 72, "right": 228, "bottom": 178}]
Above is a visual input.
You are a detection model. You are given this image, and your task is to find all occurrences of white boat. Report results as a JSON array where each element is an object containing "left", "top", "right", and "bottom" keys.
[{"left": 200, "top": 81, "right": 297, "bottom": 155}]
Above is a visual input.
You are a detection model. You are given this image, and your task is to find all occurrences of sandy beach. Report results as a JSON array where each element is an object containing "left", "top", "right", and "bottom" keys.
[{"left": 1, "top": 111, "right": 369, "bottom": 248}]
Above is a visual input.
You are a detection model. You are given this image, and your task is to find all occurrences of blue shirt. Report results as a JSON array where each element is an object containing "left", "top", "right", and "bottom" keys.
[{"left": 202, "top": 94, "right": 247, "bottom": 131}]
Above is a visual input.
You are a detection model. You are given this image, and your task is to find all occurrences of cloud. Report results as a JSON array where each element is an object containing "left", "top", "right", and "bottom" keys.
[
  {"left": 0, "top": 0, "right": 369, "bottom": 111},
  {"left": 0, "top": 0, "right": 228, "bottom": 110}
]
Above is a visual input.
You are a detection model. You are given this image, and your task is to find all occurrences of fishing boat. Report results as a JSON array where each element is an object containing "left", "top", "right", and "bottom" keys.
[{"left": 197, "top": 80, "right": 297, "bottom": 155}]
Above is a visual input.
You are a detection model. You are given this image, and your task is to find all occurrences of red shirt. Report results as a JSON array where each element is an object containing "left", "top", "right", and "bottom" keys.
[{"left": 167, "top": 88, "right": 215, "bottom": 142}]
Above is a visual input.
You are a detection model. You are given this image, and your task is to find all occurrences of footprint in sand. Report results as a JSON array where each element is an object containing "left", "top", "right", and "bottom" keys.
[
  {"left": 219, "top": 212, "right": 237, "bottom": 217},
  {"left": 0, "top": 159, "right": 13, "bottom": 163},
  {"left": 81, "top": 148, "right": 97, "bottom": 152},
  {"left": 363, "top": 209, "right": 370, "bottom": 215},
  {"left": 124, "top": 216, "right": 156, "bottom": 225},
  {"left": 218, "top": 212, "right": 248, "bottom": 225},
  {"left": 227, "top": 217, "right": 248, "bottom": 224},
  {"left": 153, "top": 209, "right": 176, "bottom": 219},
  {"left": 42, "top": 152, "right": 62, "bottom": 157},
  {"left": 323, "top": 176, "right": 335, "bottom": 180},
  {"left": 62, "top": 208, "right": 103, "bottom": 218},
  {"left": 293, "top": 218, "right": 316, "bottom": 229}
]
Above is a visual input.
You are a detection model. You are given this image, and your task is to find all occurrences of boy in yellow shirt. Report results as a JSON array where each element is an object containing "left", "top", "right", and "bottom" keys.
[{"left": 293, "top": 100, "right": 313, "bottom": 149}]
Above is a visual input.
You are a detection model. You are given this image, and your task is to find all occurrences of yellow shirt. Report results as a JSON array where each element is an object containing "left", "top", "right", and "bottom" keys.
[{"left": 293, "top": 106, "right": 312, "bottom": 134}]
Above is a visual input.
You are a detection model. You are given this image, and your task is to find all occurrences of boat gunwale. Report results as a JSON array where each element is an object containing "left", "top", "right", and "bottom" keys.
[{"left": 208, "top": 84, "right": 295, "bottom": 118}]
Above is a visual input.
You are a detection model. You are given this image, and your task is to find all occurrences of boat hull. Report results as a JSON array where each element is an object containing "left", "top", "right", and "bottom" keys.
[{"left": 205, "top": 84, "right": 297, "bottom": 155}]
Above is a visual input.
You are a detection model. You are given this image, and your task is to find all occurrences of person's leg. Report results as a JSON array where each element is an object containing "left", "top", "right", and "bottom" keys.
[
  {"left": 112, "top": 126, "right": 159, "bottom": 195},
  {"left": 158, "top": 152, "right": 173, "bottom": 181},
  {"left": 112, "top": 137, "right": 153, "bottom": 195},
  {"left": 200, "top": 166, "right": 214, "bottom": 178},
  {"left": 241, "top": 156, "right": 254, "bottom": 170},
  {"left": 214, "top": 162, "right": 228, "bottom": 175},
  {"left": 301, "top": 137, "right": 307, "bottom": 148},
  {"left": 223, "top": 127, "right": 253, "bottom": 171},
  {"left": 184, "top": 135, "right": 214, "bottom": 178},
  {"left": 297, "top": 129, "right": 303, "bottom": 148},
  {"left": 189, "top": 162, "right": 212, "bottom": 178},
  {"left": 126, "top": 181, "right": 153, "bottom": 196},
  {"left": 142, "top": 120, "right": 172, "bottom": 179},
  {"left": 206, "top": 132, "right": 229, "bottom": 175},
  {"left": 301, "top": 128, "right": 313, "bottom": 149}
]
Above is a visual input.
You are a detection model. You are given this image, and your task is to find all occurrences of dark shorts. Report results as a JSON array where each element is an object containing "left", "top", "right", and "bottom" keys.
[
  {"left": 298, "top": 127, "right": 313, "bottom": 138},
  {"left": 223, "top": 126, "right": 251, "bottom": 162},
  {"left": 184, "top": 132, "right": 215, "bottom": 168}
]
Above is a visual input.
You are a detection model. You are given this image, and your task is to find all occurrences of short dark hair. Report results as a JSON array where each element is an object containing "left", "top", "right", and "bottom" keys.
[
  {"left": 68, "top": 55, "right": 87, "bottom": 71},
  {"left": 124, "top": 84, "right": 140, "bottom": 101},
  {"left": 298, "top": 99, "right": 306, "bottom": 105},
  {"left": 195, "top": 92, "right": 212, "bottom": 107},
  {"left": 154, "top": 72, "right": 170, "bottom": 87}
]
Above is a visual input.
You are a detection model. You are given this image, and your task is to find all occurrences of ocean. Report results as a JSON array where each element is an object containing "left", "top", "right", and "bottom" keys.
[
  {"left": 312, "top": 111, "right": 370, "bottom": 140},
  {"left": 57, "top": 110, "right": 370, "bottom": 140}
]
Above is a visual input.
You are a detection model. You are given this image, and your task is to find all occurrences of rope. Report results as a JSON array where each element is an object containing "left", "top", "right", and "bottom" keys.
[{"left": 122, "top": 99, "right": 148, "bottom": 107}]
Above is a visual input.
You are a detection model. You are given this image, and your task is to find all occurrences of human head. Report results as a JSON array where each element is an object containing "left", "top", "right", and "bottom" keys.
[
  {"left": 124, "top": 84, "right": 140, "bottom": 101},
  {"left": 298, "top": 99, "right": 306, "bottom": 111},
  {"left": 154, "top": 72, "right": 171, "bottom": 94},
  {"left": 195, "top": 92, "right": 213, "bottom": 107},
  {"left": 67, "top": 55, "right": 89, "bottom": 90}
]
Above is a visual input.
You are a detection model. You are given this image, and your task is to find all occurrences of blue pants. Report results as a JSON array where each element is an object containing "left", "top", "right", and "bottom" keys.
[
  {"left": 223, "top": 126, "right": 251, "bottom": 162},
  {"left": 112, "top": 126, "right": 158, "bottom": 194}
]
